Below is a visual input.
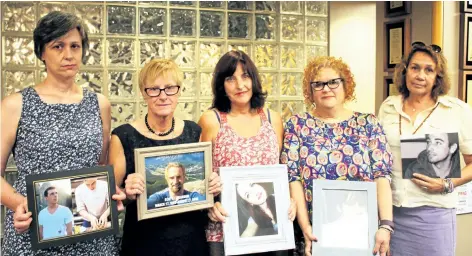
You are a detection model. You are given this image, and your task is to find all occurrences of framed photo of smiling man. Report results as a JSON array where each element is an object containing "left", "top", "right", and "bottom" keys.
[
  {"left": 134, "top": 142, "right": 213, "bottom": 220},
  {"left": 220, "top": 164, "right": 295, "bottom": 255}
]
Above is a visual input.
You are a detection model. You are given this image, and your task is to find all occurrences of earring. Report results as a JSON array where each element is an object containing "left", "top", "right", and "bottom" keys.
[{"left": 312, "top": 102, "right": 317, "bottom": 109}]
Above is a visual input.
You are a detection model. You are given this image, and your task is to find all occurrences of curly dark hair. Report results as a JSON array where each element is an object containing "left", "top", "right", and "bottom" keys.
[
  {"left": 393, "top": 45, "right": 451, "bottom": 100},
  {"left": 211, "top": 50, "right": 267, "bottom": 112},
  {"left": 34, "top": 11, "right": 89, "bottom": 65}
]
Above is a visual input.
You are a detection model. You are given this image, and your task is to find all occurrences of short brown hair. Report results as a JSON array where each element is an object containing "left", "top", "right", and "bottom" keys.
[
  {"left": 138, "top": 59, "right": 183, "bottom": 93},
  {"left": 302, "top": 56, "right": 356, "bottom": 105},
  {"left": 164, "top": 162, "right": 186, "bottom": 180},
  {"left": 393, "top": 45, "right": 450, "bottom": 100}
]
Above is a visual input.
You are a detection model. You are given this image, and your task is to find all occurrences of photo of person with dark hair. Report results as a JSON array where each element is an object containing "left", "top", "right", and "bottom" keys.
[
  {"left": 38, "top": 186, "right": 74, "bottom": 241},
  {"left": 402, "top": 132, "right": 460, "bottom": 179},
  {"left": 235, "top": 182, "right": 278, "bottom": 238},
  {"left": 321, "top": 190, "right": 369, "bottom": 249}
]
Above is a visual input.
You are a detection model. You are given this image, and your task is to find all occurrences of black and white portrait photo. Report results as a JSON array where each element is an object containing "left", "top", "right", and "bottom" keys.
[
  {"left": 235, "top": 182, "right": 278, "bottom": 238},
  {"left": 321, "top": 190, "right": 369, "bottom": 249},
  {"left": 400, "top": 132, "right": 461, "bottom": 179}
]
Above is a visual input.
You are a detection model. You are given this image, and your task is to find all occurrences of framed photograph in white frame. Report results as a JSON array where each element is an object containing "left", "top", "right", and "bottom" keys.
[
  {"left": 220, "top": 164, "right": 295, "bottom": 255},
  {"left": 312, "top": 180, "right": 378, "bottom": 256}
]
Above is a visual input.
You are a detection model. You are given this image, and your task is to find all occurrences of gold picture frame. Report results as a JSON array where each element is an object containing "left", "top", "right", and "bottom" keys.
[{"left": 134, "top": 142, "right": 214, "bottom": 221}]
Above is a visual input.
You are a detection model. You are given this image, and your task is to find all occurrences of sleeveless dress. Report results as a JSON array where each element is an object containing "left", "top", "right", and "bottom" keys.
[
  {"left": 112, "top": 121, "right": 209, "bottom": 256},
  {"left": 205, "top": 108, "right": 280, "bottom": 243},
  {"left": 1, "top": 87, "right": 118, "bottom": 255}
]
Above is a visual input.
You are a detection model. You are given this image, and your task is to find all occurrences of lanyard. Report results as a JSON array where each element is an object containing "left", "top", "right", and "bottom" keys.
[{"left": 399, "top": 104, "right": 438, "bottom": 135}]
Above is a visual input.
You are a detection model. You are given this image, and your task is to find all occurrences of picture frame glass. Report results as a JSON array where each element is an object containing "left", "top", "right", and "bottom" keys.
[
  {"left": 220, "top": 164, "right": 295, "bottom": 255},
  {"left": 135, "top": 142, "right": 214, "bottom": 221},
  {"left": 312, "top": 180, "right": 378, "bottom": 256},
  {"left": 26, "top": 166, "right": 119, "bottom": 250},
  {"left": 320, "top": 189, "right": 369, "bottom": 249}
]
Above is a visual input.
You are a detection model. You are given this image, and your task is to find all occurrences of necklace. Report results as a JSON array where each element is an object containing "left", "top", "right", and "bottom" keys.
[
  {"left": 145, "top": 113, "right": 175, "bottom": 136},
  {"left": 399, "top": 104, "right": 438, "bottom": 135}
]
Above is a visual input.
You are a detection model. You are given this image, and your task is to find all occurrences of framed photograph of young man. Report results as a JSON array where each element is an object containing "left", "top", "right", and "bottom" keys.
[
  {"left": 400, "top": 133, "right": 461, "bottom": 179},
  {"left": 134, "top": 142, "right": 213, "bottom": 221},
  {"left": 312, "top": 180, "right": 378, "bottom": 256},
  {"left": 220, "top": 164, "right": 295, "bottom": 255},
  {"left": 25, "top": 165, "right": 119, "bottom": 250}
]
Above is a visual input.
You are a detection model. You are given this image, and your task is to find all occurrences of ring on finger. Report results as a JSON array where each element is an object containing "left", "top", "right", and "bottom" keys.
[{"left": 422, "top": 186, "right": 428, "bottom": 190}]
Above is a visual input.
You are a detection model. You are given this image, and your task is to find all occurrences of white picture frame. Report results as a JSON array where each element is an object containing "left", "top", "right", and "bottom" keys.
[
  {"left": 312, "top": 180, "right": 378, "bottom": 256},
  {"left": 220, "top": 164, "right": 295, "bottom": 255}
]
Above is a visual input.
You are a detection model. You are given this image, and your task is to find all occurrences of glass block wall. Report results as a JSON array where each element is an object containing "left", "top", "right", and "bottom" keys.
[{"left": 1, "top": 0, "right": 328, "bottom": 238}]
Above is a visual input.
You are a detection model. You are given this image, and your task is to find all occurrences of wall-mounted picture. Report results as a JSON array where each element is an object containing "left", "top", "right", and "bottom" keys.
[
  {"left": 459, "top": 70, "right": 472, "bottom": 107},
  {"left": 400, "top": 133, "right": 461, "bottom": 179},
  {"left": 460, "top": 13, "right": 472, "bottom": 69},
  {"left": 385, "top": 18, "right": 411, "bottom": 71},
  {"left": 385, "top": 1, "right": 411, "bottom": 17},
  {"left": 461, "top": 1, "right": 472, "bottom": 13},
  {"left": 312, "top": 180, "right": 378, "bottom": 256},
  {"left": 134, "top": 142, "right": 213, "bottom": 220},
  {"left": 220, "top": 164, "right": 294, "bottom": 255},
  {"left": 25, "top": 166, "right": 118, "bottom": 250},
  {"left": 384, "top": 76, "right": 399, "bottom": 99}
]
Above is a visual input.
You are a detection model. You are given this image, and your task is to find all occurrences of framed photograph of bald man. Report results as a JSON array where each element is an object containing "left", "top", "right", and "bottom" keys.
[
  {"left": 134, "top": 142, "right": 214, "bottom": 221},
  {"left": 25, "top": 165, "right": 119, "bottom": 250},
  {"left": 400, "top": 133, "right": 461, "bottom": 179}
]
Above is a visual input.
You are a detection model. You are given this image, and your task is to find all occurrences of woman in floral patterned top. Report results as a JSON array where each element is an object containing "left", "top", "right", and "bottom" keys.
[{"left": 280, "top": 56, "right": 394, "bottom": 256}]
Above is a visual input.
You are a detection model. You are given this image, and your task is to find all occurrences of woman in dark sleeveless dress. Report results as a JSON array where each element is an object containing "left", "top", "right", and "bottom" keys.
[
  {"left": 108, "top": 59, "right": 221, "bottom": 256},
  {"left": 1, "top": 11, "right": 122, "bottom": 255}
]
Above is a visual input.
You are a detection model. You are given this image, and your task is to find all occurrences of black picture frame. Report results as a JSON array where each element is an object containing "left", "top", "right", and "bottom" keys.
[
  {"left": 385, "top": 19, "right": 411, "bottom": 71},
  {"left": 459, "top": 70, "right": 472, "bottom": 104},
  {"left": 384, "top": 76, "right": 399, "bottom": 99},
  {"left": 26, "top": 166, "right": 118, "bottom": 250},
  {"left": 460, "top": 13, "right": 472, "bottom": 70},
  {"left": 461, "top": 1, "right": 472, "bottom": 13},
  {"left": 385, "top": 1, "right": 411, "bottom": 18}
]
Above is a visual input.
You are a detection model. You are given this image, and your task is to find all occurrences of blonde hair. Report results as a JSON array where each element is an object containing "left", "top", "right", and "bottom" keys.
[
  {"left": 164, "top": 162, "right": 185, "bottom": 179},
  {"left": 138, "top": 59, "right": 183, "bottom": 92},
  {"left": 302, "top": 56, "right": 356, "bottom": 105}
]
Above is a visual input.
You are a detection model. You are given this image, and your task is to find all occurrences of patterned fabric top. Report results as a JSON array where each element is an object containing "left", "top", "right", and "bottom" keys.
[
  {"left": 2, "top": 87, "right": 118, "bottom": 256},
  {"left": 205, "top": 108, "right": 279, "bottom": 242},
  {"left": 280, "top": 111, "right": 393, "bottom": 217}
]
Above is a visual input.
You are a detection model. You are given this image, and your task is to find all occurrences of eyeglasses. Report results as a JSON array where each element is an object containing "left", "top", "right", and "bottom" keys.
[
  {"left": 310, "top": 78, "right": 344, "bottom": 91},
  {"left": 411, "top": 41, "right": 442, "bottom": 53},
  {"left": 144, "top": 85, "right": 180, "bottom": 97}
]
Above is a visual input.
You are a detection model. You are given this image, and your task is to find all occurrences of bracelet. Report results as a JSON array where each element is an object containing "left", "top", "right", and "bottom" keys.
[
  {"left": 379, "top": 225, "right": 394, "bottom": 234},
  {"left": 442, "top": 178, "right": 454, "bottom": 194},
  {"left": 379, "top": 219, "right": 395, "bottom": 230}
]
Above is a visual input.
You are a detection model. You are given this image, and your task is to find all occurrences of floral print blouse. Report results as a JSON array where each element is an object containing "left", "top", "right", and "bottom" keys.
[{"left": 280, "top": 111, "right": 393, "bottom": 217}]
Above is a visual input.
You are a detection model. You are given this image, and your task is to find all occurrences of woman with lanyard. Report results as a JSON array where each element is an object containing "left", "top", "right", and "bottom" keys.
[{"left": 378, "top": 42, "right": 472, "bottom": 256}]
